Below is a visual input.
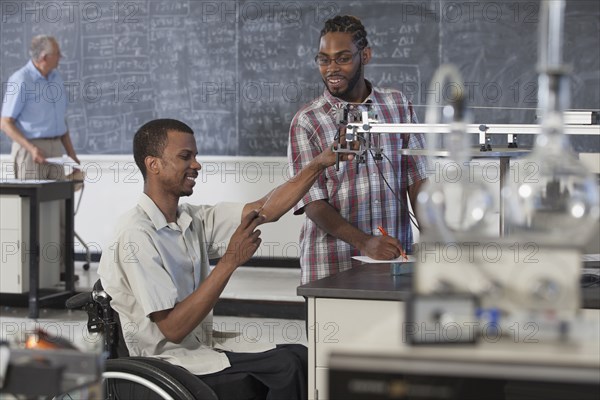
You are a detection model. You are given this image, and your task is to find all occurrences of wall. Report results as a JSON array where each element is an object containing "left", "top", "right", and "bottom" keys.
[
  {"left": 2, "top": 153, "right": 598, "bottom": 259},
  {"left": 1, "top": 154, "right": 512, "bottom": 259},
  {"left": 1, "top": 154, "right": 309, "bottom": 259}
]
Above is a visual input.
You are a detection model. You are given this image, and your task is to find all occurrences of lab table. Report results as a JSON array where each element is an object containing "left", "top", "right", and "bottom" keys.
[
  {"left": 298, "top": 262, "right": 600, "bottom": 400},
  {"left": 0, "top": 180, "right": 76, "bottom": 318}
]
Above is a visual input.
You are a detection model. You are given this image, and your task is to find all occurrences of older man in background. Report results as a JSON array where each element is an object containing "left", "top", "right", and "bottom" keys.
[{"left": 1, "top": 35, "right": 79, "bottom": 179}]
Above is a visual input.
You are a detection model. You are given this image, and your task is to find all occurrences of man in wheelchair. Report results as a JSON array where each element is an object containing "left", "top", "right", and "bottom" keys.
[{"left": 96, "top": 119, "right": 352, "bottom": 399}]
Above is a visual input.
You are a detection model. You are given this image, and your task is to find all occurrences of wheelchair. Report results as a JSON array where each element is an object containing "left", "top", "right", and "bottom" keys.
[{"left": 65, "top": 280, "right": 267, "bottom": 400}]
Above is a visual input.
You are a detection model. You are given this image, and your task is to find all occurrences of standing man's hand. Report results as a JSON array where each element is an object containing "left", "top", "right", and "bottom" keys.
[
  {"left": 361, "top": 235, "right": 404, "bottom": 260},
  {"left": 0, "top": 117, "right": 47, "bottom": 164},
  {"left": 30, "top": 145, "right": 46, "bottom": 164}
]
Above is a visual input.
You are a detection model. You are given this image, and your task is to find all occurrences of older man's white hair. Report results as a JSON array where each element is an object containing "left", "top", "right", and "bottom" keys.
[{"left": 29, "top": 35, "right": 57, "bottom": 61}]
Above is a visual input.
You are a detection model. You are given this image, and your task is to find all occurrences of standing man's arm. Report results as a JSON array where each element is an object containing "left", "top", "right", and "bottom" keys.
[
  {"left": 288, "top": 116, "right": 405, "bottom": 260},
  {"left": 59, "top": 128, "right": 80, "bottom": 164},
  {"left": 304, "top": 156, "right": 428, "bottom": 259},
  {"left": 0, "top": 117, "right": 46, "bottom": 163},
  {"left": 405, "top": 101, "right": 428, "bottom": 230},
  {"left": 305, "top": 200, "right": 404, "bottom": 260},
  {"left": 408, "top": 178, "right": 426, "bottom": 227}
]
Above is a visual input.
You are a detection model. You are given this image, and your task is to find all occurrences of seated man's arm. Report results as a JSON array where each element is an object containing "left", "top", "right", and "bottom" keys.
[
  {"left": 243, "top": 143, "right": 352, "bottom": 223},
  {"left": 150, "top": 143, "right": 350, "bottom": 343},
  {"left": 151, "top": 210, "right": 264, "bottom": 344}
]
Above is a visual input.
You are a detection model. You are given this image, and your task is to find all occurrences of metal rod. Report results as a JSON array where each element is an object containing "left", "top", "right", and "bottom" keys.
[{"left": 344, "top": 123, "right": 599, "bottom": 136}]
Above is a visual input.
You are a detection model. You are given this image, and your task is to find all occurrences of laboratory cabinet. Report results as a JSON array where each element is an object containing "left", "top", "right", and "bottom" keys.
[{"left": 0, "top": 195, "right": 61, "bottom": 293}]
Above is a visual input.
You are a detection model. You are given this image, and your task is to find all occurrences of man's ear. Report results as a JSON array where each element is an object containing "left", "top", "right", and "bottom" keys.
[
  {"left": 145, "top": 156, "right": 161, "bottom": 176},
  {"left": 361, "top": 47, "right": 372, "bottom": 65}
]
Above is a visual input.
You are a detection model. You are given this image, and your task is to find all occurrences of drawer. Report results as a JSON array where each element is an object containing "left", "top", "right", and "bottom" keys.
[
  {"left": 314, "top": 298, "right": 403, "bottom": 367},
  {"left": 0, "top": 195, "right": 24, "bottom": 229}
]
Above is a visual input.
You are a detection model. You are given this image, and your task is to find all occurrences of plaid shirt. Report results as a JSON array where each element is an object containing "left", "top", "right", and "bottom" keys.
[{"left": 288, "top": 83, "right": 427, "bottom": 284}]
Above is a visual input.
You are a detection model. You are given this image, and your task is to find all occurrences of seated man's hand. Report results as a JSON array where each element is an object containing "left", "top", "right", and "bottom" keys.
[
  {"left": 221, "top": 210, "right": 265, "bottom": 269},
  {"left": 316, "top": 127, "right": 358, "bottom": 168}
]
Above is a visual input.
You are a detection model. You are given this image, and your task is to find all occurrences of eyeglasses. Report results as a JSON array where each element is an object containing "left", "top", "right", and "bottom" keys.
[{"left": 314, "top": 50, "right": 361, "bottom": 66}]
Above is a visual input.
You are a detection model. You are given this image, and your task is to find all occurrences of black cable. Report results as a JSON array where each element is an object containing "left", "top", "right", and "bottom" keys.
[
  {"left": 368, "top": 148, "right": 420, "bottom": 231},
  {"left": 330, "top": 103, "right": 420, "bottom": 230},
  {"left": 581, "top": 273, "right": 600, "bottom": 288}
]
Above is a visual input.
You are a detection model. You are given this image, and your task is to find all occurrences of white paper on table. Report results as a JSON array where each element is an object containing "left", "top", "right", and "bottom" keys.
[
  {"left": 352, "top": 255, "right": 416, "bottom": 264},
  {"left": 45, "top": 155, "right": 78, "bottom": 166},
  {"left": 0, "top": 178, "right": 56, "bottom": 184},
  {"left": 581, "top": 254, "right": 600, "bottom": 262}
]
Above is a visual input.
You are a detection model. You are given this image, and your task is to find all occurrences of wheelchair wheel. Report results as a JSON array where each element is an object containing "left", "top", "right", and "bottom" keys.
[{"left": 103, "top": 359, "right": 196, "bottom": 400}]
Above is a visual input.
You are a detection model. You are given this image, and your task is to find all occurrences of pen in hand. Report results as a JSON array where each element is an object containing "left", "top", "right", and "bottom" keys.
[
  {"left": 377, "top": 225, "right": 388, "bottom": 236},
  {"left": 377, "top": 226, "right": 408, "bottom": 261}
]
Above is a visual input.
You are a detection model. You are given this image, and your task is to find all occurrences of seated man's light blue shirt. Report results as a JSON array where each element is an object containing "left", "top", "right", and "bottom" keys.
[{"left": 1, "top": 60, "right": 68, "bottom": 139}]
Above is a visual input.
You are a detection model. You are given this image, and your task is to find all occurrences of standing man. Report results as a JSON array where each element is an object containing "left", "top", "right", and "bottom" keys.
[
  {"left": 288, "top": 15, "right": 428, "bottom": 284},
  {"left": 1, "top": 35, "right": 79, "bottom": 179}
]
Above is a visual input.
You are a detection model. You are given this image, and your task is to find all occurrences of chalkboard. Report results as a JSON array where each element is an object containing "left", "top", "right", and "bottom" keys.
[{"left": 1, "top": 0, "right": 598, "bottom": 156}]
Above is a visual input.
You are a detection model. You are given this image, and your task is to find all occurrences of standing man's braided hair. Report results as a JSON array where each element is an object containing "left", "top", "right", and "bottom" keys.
[{"left": 320, "top": 15, "right": 369, "bottom": 50}]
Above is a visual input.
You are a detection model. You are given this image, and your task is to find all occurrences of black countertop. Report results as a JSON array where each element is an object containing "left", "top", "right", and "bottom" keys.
[
  {"left": 297, "top": 263, "right": 412, "bottom": 301},
  {"left": 297, "top": 262, "right": 600, "bottom": 309}
]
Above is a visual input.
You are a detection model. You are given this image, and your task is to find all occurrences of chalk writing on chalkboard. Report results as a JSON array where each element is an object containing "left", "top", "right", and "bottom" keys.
[{"left": 0, "top": 0, "right": 598, "bottom": 155}]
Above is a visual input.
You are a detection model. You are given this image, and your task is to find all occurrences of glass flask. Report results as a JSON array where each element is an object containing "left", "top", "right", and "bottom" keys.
[
  {"left": 502, "top": 1, "right": 600, "bottom": 246},
  {"left": 417, "top": 65, "right": 497, "bottom": 243}
]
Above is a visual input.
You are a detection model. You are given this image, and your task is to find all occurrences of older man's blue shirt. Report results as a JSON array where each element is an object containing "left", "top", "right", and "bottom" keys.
[{"left": 1, "top": 60, "right": 68, "bottom": 139}]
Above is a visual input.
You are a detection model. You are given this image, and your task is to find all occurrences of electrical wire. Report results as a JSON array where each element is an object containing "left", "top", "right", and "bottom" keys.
[
  {"left": 369, "top": 148, "right": 420, "bottom": 231},
  {"left": 285, "top": 103, "right": 422, "bottom": 236}
]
